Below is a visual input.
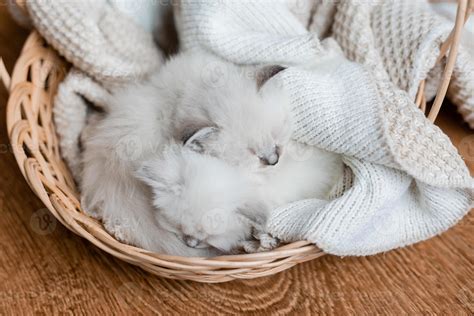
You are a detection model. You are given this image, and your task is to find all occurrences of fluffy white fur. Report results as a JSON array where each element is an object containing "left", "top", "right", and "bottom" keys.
[
  {"left": 80, "top": 51, "right": 343, "bottom": 255},
  {"left": 137, "top": 141, "right": 343, "bottom": 253},
  {"left": 141, "top": 51, "right": 292, "bottom": 170},
  {"left": 258, "top": 142, "right": 343, "bottom": 208},
  {"left": 136, "top": 144, "right": 269, "bottom": 253},
  {"left": 80, "top": 123, "right": 218, "bottom": 256}
]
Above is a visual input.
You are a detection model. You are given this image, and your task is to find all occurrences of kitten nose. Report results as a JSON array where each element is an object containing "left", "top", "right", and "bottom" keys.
[
  {"left": 261, "top": 152, "right": 279, "bottom": 166},
  {"left": 184, "top": 235, "right": 200, "bottom": 248},
  {"left": 267, "top": 152, "right": 279, "bottom": 165}
]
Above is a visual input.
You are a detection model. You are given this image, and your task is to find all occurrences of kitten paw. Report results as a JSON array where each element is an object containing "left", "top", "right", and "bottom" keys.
[
  {"left": 104, "top": 221, "right": 132, "bottom": 243},
  {"left": 258, "top": 234, "right": 280, "bottom": 250},
  {"left": 240, "top": 233, "right": 280, "bottom": 253}
]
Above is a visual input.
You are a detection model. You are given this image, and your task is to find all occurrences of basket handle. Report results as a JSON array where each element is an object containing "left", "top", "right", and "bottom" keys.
[
  {"left": 0, "top": 58, "right": 11, "bottom": 93},
  {"left": 417, "top": 0, "right": 473, "bottom": 122}
]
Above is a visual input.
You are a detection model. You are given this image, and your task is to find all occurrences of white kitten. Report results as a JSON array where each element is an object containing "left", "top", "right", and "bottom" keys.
[
  {"left": 257, "top": 142, "right": 344, "bottom": 208},
  {"left": 135, "top": 51, "right": 291, "bottom": 170},
  {"left": 79, "top": 51, "right": 283, "bottom": 255},
  {"left": 80, "top": 105, "right": 218, "bottom": 257},
  {"left": 136, "top": 144, "right": 270, "bottom": 253},
  {"left": 172, "top": 55, "right": 344, "bottom": 205},
  {"left": 136, "top": 141, "right": 342, "bottom": 253}
]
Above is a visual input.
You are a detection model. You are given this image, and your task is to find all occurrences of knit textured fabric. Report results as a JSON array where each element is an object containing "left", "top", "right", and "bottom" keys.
[
  {"left": 287, "top": 0, "right": 474, "bottom": 128},
  {"left": 308, "top": 0, "right": 337, "bottom": 39},
  {"left": 449, "top": 49, "right": 474, "bottom": 128},
  {"left": 177, "top": 0, "right": 323, "bottom": 66},
  {"left": 433, "top": 2, "right": 474, "bottom": 127},
  {"left": 53, "top": 69, "right": 112, "bottom": 181},
  {"left": 176, "top": 0, "right": 473, "bottom": 255},
  {"left": 26, "top": 0, "right": 162, "bottom": 83},
  {"left": 331, "top": 0, "right": 474, "bottom": 128}
]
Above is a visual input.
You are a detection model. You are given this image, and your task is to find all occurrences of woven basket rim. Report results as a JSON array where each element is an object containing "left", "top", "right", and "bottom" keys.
[{"left": 3, "top": 0, "right": 472, "bottom": 282}]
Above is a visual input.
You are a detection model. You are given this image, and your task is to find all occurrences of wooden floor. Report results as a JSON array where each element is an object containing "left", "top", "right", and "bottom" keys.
[{"left": 0, "top": 5, "right": 473, "bottom": 315}]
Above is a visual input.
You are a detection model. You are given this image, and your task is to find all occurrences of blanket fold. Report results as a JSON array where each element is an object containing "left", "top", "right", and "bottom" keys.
[
  {"left": 178, "top": 0, "right": 323, "bottom": 65},
  {"left": 275, "top": 57, "right": 471, "bottom": 188},
  {"left": 53, "top": 69, "right": 112, "bottom": 180},
  {"left": 268, "top": 157, "right": 471, "bottom": 256}
]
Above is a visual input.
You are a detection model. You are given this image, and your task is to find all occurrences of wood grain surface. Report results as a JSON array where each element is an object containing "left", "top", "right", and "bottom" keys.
[{"left": 0, "top": 4, "right": 473, "bottom": 315}]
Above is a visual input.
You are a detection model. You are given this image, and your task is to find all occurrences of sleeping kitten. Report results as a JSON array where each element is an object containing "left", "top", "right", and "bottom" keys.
[
  {"left": 137, "top": 140, "right": 342, "bottom": 253},
  {"left": 80, "top": 51, "right": 286, "bottom": 254},
  {"left": 136, "top": 51, "right": 291, "bottom": 170},
  {"left": 80, "top": 117, "right": 219, "bottom": 256},
  {"left": 135, "top": 143, "right": 272, "bottom": 253},
  {"left": 81, "top": 50, "right": 343, "bottom": 255}
]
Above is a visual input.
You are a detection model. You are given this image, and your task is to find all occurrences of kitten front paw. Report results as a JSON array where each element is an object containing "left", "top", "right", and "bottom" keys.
[
  {"left": 240, "top": 232, "right": 280, "bottom": 253},
  {"left": 104, "top": 220, "right": 132, "bottom": 243},
  {"left": 256, "top": 233, "right": 280, "bottom": 250}
]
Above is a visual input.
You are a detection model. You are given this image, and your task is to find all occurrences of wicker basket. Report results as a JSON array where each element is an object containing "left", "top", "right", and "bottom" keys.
[{"left": 0, "top": 0, "right": 472, "bottom": 283}]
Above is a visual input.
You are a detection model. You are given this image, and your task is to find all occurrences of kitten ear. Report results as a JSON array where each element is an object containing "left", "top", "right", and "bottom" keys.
[
  {"left": 184, "top": 126, "right": 219, "bottom": 153},
  {"left": 256, "top": 65, "right": 286, "bottom": 89},
  {"left": 236, "top": 201, "right": 269, "bottom": 228},
  {"left": 135, "top": 162, "right": 165, "bottom": 190},
  {"left": 135, "top": 161, "right": 182, "bottom": 197}
]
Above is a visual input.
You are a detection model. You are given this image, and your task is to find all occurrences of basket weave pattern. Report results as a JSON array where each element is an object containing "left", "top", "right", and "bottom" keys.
[{"left": 2, "top": 1, "right": 472, "bottom": 282}]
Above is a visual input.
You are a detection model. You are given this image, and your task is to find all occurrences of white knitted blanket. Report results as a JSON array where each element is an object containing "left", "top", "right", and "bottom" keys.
[
  {"left": 177, "top": 0, "right": 474, "bottom": 127},
  {"left": 20, "top": 0, "right": 473, "bottom": 255},
  {"left": 175, "top": 0, "right": 473, "bottom": 255},
  {"left": 26, "top": 0, "right": 163, "bottom": 83}
]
